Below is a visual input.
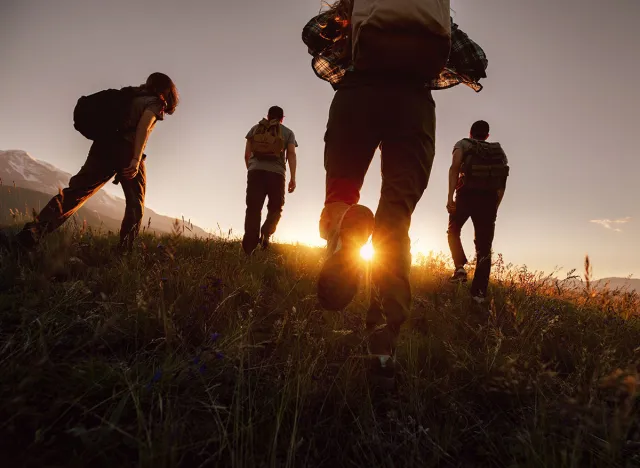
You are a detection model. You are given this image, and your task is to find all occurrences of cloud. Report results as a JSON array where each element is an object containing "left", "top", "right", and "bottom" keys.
[{"left": 590, "top": 217, "right": 632, "bottom": 232}]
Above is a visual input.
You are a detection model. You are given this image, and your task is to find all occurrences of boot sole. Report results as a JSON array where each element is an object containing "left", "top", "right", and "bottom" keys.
[{"left": 317, "top": 205, "right": 374, "bottom": 311}]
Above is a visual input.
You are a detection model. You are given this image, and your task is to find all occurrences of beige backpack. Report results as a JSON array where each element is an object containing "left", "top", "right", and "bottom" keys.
[
  {"left": 351, "top": 0, "right": 452, "bottom": 79},
  {"left": 250, "top": 119, "right": 285, "bottom": 160}
]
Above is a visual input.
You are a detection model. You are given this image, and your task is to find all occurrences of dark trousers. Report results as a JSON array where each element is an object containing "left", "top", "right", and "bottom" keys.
[
  {"left": 447, "top": 190, "right": 499, "bottom": 297},
  {"left": 18, "top": 138, "right": 145, "bottom": 250},
  {"left": 320, "top": 83, "right": 436, "bottom": 346},
  {"left": 243, "top": 169, "right": 285, "bottom": 244}
]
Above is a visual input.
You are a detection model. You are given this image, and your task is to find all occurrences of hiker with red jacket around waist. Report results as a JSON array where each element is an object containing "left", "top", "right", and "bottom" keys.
[
  {"left": 242, "top": 106, "right": 298, "bottom": 255},
  {"left": 447, "top": 120, "right": 509, "bottom": 304},
  {"left": 15, "top": 72, "right": 179, "bottom": 253},
  {"left": 303, "top": 0, "right": 488, "bottom": 388}
]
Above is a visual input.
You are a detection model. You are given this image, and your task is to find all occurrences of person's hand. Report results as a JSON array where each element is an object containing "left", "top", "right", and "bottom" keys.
[
  {"left": 122, "top": 159, "right": 140, "bottom": 180},
  {"left": 288, "top": 179, "right": 297, "bottom": 193},
  {"left": 446, "top": 199, "right": 456, "bottom": 214}
]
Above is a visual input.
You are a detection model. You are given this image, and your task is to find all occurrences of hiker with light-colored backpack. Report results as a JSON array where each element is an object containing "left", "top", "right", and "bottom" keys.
[
  {"left": 242, "top": 106, "right": 298, "bottom": 255},
  {"left": 302, "top": 0, "right": 489, "bottom": 388},
  {"left": 10, "top": 72, "right": 179, "bottom": 253}
]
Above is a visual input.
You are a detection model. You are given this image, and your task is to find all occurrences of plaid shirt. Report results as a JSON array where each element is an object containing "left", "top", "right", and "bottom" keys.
[{"left": 302, "top": 11, "right": 488, "bottom": 92}]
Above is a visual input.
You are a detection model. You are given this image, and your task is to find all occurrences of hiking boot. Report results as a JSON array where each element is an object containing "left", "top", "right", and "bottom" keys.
[
  {"left": 368, "top": 354, "right": 397, "bottom": 392},
  {"left": 449, "top": 267, "right": 468, "bottom": 284},
  {"left": 472, "top": 294, "right": 486, "bottom": 305},
  {"left": 367, "top": 327, "right": 396, "bottom": 391},
  {"left": 469, "top": 293, "right": 491, "bottom": 323},
  {"left": 260, "top": 233, "right": 270, "bottom": 250},
  {"left": 317, "top": 204, "right": 374, "bottom": 311},
  {"left": 242, "top": 234, "right": 259, "bottom": 256}
]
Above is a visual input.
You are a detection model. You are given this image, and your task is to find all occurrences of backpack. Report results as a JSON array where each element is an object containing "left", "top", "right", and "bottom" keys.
[
  {"left": 351, "top": 0, "right": 452, "bottom": 79},
  {"left": 73, "top": 87, "right": 144, "bottom": 141},
  {"left": 460, "top": 139, "right": 509, "bottom": 191},
  {"left": 250, "top": 119, "right": 285, "bottom": 160}
]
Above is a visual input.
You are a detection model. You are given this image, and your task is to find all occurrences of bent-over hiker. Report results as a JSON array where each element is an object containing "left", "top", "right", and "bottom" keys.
[
  {"left": 447, "top": 120, "right": 509, "bottom": 303},
  {"left": 302, "top": 0, "right": 488, "bottom": 388},
  {"left": 14, "top": 72, "right": 179, "bottom": 253},
  {"left": 242, "top": 106, "right": 298, "bottom": 254}
]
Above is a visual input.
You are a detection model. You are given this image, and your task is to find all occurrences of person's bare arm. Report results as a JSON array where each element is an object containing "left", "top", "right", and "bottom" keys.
[
  {"left": 287, "top": 143, "right": 297, "bottom": 193},
  {"left": 447, "top": 147, "right": 464, "bottom": 213},
  {"left": 497, "top": 188, "right": 506, "bottom": 209},
  {"left": 244, "top": 140, "right": 252, "bottom": 169},
  {"left": 123, "top": 109, "right": 157, "bottom": 179}
]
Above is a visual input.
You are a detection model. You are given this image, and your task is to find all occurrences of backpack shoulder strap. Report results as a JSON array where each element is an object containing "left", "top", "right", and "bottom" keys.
[{"left": 460, "top": 138, "right": 479, "bottom": 167}]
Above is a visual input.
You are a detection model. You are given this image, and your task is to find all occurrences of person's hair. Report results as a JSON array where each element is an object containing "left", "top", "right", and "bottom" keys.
[
  {"left": 144, "top": 72, "right": 179, "bottom": 115},
  {"left": 323, "top": 1, "right": 354, "bottom": 60},
  {"left": 268, "top": 106, "right": 284, "bottom": 121},
  {"left": 326, "top": 0, "right": 353, "bottom": 20},
  {"left": 470, "top": 120, "right": 490, "bottom": 140}
]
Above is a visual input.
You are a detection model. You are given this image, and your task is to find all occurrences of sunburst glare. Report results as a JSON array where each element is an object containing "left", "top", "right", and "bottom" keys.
[{"left": 360, "top": 242, "right": 374, "bottom": 261}]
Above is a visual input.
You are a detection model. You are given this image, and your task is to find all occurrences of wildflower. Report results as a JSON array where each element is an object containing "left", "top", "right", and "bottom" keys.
[
  {"left": 215, "top": 352, "right": 224, "bottom": 360},
  {"left": 211, "top": 332, "right": 221, "bottom": 342},
  {"left": 146, "top": 370, "right": 163, "bottom": 390}
]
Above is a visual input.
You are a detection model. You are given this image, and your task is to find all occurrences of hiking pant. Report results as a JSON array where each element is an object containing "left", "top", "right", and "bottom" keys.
[
  {"left": 17, "top": 138, "right": 145, "bottom": 251},
  {"left": 320, "top": 83, "right": 436, "bottom": 349},
  {"left": 243, "top": 169, "right": 286, "bottom": 244},
  {"left": 447, "top": 190, "right": 499, "bottom": 297}
]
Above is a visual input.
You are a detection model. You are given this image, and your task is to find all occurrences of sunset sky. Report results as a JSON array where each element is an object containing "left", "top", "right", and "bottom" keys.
[{"left": 1, "top": 0, "right": 638, "bottom": 279}]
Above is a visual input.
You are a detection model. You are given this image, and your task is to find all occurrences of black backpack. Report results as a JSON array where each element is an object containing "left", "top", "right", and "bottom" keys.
[
  {"left": 73, "top": 87, "right": 144, "bottom": 141},
  {"left": 460, "top": 139, "right": 509, "bottom": 191}
]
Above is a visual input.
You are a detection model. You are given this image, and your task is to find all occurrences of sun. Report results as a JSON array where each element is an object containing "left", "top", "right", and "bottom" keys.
[{"left": 360, "top": 242, "right": 374, "bottom": 261}]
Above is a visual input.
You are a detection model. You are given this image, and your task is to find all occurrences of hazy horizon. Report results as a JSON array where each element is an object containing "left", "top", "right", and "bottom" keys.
[{"left": 1, "top": 0, "right": 639, "bottom": 279}]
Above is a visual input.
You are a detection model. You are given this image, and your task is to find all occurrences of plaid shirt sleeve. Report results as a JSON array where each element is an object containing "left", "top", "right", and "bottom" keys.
[
  {"left": 427, "top": 20, "right": 489, "bottom": 92},
  {"left": 302, "top": 12, "right": 352, "bottom": 88},
  {"left": 302, "top": 14, "right": 488, "bottom": 92}
]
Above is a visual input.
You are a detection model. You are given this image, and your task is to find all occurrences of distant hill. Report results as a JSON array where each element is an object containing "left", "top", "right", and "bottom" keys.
[
  {"left": 594, "top": 278, "right": 640, "bottom": 293},
  {"left": 0, "top": 149, "right": 209, "bottom": 237}
]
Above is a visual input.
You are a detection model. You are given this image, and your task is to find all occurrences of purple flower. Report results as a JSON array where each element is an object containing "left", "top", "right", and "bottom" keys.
[
  {"left": 215, "top": 352, "right": 224, "bottom": 360},
  {"left": 211, "top": 332, "right": 221, "bottom": 342},
  {"left": 146, "top": 369, "right": 163, "bottom": 389}
]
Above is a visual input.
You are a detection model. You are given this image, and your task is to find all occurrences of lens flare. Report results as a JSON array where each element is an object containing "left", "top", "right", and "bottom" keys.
[{"left": 360, "top": 243, "right": 374, "bottom": 261}]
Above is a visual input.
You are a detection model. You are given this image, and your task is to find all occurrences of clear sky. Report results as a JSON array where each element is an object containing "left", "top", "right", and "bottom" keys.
[{"left": 1, "top": 0, "right": 638, "bottom": 279}]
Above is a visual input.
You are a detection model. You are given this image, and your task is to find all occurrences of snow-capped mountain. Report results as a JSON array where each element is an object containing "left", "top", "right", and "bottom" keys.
[
  {"left": 0, "top": 150, "right": 208, "bottom": 237},
  {"left": 0, "top": 150, "right": 122, "bottom": 217}
]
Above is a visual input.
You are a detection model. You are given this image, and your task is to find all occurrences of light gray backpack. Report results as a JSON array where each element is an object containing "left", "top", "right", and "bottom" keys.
[{"left": 351, "top": 0, "right": 452, "bottom": 78}]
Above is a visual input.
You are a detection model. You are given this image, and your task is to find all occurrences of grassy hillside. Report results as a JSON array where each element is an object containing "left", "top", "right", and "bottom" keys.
[{"left": 0, "top": 226, "right": 639, "bottom": 467}]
